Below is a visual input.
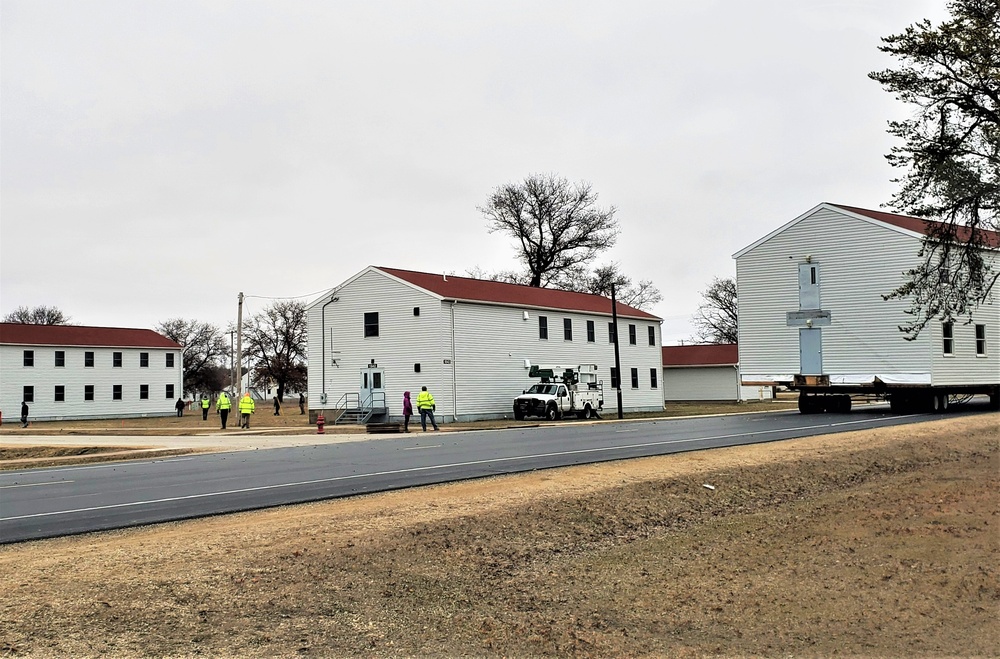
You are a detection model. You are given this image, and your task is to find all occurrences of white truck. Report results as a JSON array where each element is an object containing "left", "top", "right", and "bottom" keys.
[{"left": 513, "top": 364, "right": 604, "bottom": 421}]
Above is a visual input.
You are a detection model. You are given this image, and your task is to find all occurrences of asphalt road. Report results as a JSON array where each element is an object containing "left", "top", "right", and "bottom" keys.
[{"left": 0, "top": 406, "right": 987, "bottom": 543}]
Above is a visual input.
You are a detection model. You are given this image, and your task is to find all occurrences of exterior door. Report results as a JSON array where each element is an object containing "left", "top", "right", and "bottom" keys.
[
  {"left": 799, "top": 328, "right": 823, "bottom": 375},
  {"left": 359, "top": 366, "right": 385, "bottom": 406}
]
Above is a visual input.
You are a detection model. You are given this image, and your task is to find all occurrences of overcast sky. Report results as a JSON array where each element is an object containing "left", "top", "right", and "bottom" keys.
[{"left": 1, "top": 0, "right": 948, "bottom": 344}]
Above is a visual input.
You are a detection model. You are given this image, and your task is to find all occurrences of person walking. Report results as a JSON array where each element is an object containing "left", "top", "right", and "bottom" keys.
[
  {"left": 273, "top": 396, "right": 281, "bottom": 416},
  {"left": 201, "top": 395, "right": 211, "bottom": 421},
  {"left": 299, "top": 393, "right": 306, "bottom": 415},
  {"left": 402, "top": 391, "right": 413, "bottom": 432},
  {"left": 217, "top": 391, "right": 232, "bottom": 429},
  {"left": 239, "top": 392, "right": 256, "bottom": 429},
  {"left": 416, "top": 386, "right": 439, "bottom": 432},
  {"left": 175, "top": 398, "right": 185, "bottom": 417},
  {"left": 20, "top": 401, "right": 29, "bottom": 428}
]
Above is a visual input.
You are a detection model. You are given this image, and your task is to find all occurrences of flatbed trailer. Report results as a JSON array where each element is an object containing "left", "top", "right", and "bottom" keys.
[{"left": 789, "top": 375, "right": 1000, "bottom": 414}]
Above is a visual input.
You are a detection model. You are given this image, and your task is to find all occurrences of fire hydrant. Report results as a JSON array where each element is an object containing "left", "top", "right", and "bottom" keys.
[{"left": 316, "top": 414, "right": 325, "bottom": 435}]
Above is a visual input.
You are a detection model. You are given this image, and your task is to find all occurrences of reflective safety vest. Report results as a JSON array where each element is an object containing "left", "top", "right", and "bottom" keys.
[
  {"left": 239, "top": 395, "right": 255, "bottom": 414},
  {"left": 416, "top": 390, "right": 435, "bottom": 410},
  {"left": 201, "top": 397, "right": 210, "bottom": 409},
  {"left": 217, "top": 393, "right": 231, "bottom": 411}
]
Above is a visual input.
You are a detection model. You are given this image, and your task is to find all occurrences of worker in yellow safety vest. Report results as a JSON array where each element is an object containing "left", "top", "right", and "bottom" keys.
[
  {"left": 238, "top": 392, "right": 256, "bottom": 429},
  {"left": 415, "top": 386, "right": 439, "bottom": 432},
  {"left": 200, "top": 395, "right": 211, "bottom": 421},
  {"left": 216, "top": 391, "right": 232, "bottom": 429}
]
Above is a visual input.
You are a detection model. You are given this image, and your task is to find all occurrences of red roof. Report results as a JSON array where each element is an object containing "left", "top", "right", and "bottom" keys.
[
  {"left": 832, "top": 204, "right": 1000, "bottom": 249},
  {"left": 0, "top": 323, "right": 181, "bottom": 349},
  {"left": 662, "top": 343, "right": 738, "bottom": 367},
  {"left": 377, "top": 267, "right": 660, "bottom": 320}
]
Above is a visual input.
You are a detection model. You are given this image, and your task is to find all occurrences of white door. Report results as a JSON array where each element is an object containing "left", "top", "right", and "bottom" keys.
[{"left": 359, "top": 366, "right": 385, "bottom": 406}]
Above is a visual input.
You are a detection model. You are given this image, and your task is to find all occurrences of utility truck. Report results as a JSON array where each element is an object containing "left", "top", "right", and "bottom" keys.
[{"left": 513, "top": 364, "right": 604, "bottom": 421}]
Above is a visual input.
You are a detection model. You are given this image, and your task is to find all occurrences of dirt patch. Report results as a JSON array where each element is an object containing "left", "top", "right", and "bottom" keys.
[
  {"left": 0, "top": 414, "right": 997, "bottom": 657},
  {"left": 0, "top": 446, "right": 202, "bottom": 469}
]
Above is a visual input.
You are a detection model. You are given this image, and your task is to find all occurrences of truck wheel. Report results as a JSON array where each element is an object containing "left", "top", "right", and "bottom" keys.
[
  {"left": 582, "top": 405, "right": 593, "bottom": 420},
  {"left": 513, "top": 407, "right": 525, "bottom": 421},
  {"left": 937, "top": 393, "right": 949, "bottom": 412},
  {"left": 545, "top": 404, "right": 559, "bottom": 421}
]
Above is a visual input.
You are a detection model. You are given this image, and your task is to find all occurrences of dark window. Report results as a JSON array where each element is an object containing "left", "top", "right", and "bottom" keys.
[
  {"left": 650, "top": 368, "right": 658, "bottom": 389},
  {"left": 610, "top": 367, "right": 619, "bottom": 389},
  {"left": 23, "top": 350, "right": 34, "bottom": 367},
  {"left": 113, "top": 351, "right": 123, "bottom": 367},
  {"left": 648, "top": 326, "right": 656, "bottom": 346},
  {"left": 976, "top": 324, "right": 987, "bottom": 356},
  {"left": 942, "top": 322, "right": 954, "bottom": 356},
  {"left": 413, "top": 307, "right": 420, "bottom": 316},
  {"left": 364, "top": 312, "right": 379, "bottom": 338},
  {"left": 609, "top": 322, "right": 616, "bottom": 343},
  {"left": 629, "top": 324, "right": 637, "bottom": 345},
  {"left": 631, "top": 367, "right": 639, "bottom": 388},
  {"left": 414, "top": 363, "right": 421, "bottom": 373},
  {"left": 55, "top": 385, "right": 65, "bottom": 402},
  {"left": 55, "top": 350, "right": 65, "bottom": 367},
  {"left": 140, "top": 352, "right": 149, "bottom": 367},
  {"left": 539, "top": 316, "right": 548, "bottom": 340},
  {"left": 140, "top": 384, "right": 149, "bottom": 400},
  {"left": 85, "top": 351, "right": 94, "bottom": 367},
  {"left": 166, "top": 353, "right": 175, "bottom": 368},
  {"left": 166, "top": 384, "right": 175, "bottom": 399},
  {"left": 113, "top": 384, "right": 123, "bottom": 400},
  {"left": 587, "top": 320, "right": 595, "bottom": 342},
  {"left": 85, "top": 385, "right": 95, "bottom": 401},
  {"left": 23, "top": 385, "right": 34, "bottom": 403},
  {"left": 372, "top": 372, "right": 382, "bottom": 389},
  {"left": 563, "top": 318, "right": 572, "bottom": 341}
]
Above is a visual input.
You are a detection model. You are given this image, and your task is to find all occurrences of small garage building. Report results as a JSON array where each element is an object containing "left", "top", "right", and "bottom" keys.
[{"left": 662, "top": 343, "right": 773, "bottom": 402}]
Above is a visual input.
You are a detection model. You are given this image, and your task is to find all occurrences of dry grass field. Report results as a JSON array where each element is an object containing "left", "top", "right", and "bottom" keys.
[{"left": 0, "top": 407, "right": 997, "bottom": 657}]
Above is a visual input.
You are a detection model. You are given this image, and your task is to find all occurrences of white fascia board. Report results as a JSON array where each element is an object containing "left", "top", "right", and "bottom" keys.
[
  {"left": 373, "top": 267, "right": 446, "bottom": 301},
  {"left": 305, "top": 266, "right": 394, "bottom": 311},
  {"left": 732, "top": 202, "right": 829, "bottom": 260}
]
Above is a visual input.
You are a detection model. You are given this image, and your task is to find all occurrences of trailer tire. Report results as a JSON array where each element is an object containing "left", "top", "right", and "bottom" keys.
[
  {"left": 990, "top": 389, "right": 1000, "bottom": 411},
  {"left": 937, "top": 393, "right": 949, "bottom": 412},
  {"left": 798, "top": 394, "right": 819, "bottom": 414}
]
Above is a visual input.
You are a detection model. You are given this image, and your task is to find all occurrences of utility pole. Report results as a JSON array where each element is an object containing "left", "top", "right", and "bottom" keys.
[
  {"left": 236, "top": 292, "right": 244, "bottom": 395},
  {"left": 226, "top": 330, "right": 235, "bottom": 393},
  {"left": 611, "top": 284, "right": 623, "bottom": 419}
]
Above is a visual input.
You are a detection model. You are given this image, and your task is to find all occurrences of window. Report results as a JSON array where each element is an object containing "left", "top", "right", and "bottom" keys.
[
  {"left": 976, "top": 324, "right": 987, "bottom": 356},
  {"left": 608, "top": 322, "right": 616, "bottom": 343},
  {"left": 166, "top": 384, "right": 175, "bottom": 399},
  {"left": 54, "top": 385, "right": 65, "bottom": 402},
  {"left": 85, "top": 385, "right": 95, "bottom": 401},
  {"left": 650, "top": 368, "right": 658, "bottom": 389},
  {"left": 23, "top": 350, "right": 35, "bottom": 367},
  {"left": 563, "top": 318, "right": 573, "bottom": 341},
  {"left": 539, "top": 316, "right": 548, "bottom": 340},
  {"left": 629, "top": 324, "right": 637, "bottom": 345},
  {"left": 587, "top": 320, "right": 595, "bottom": 343},
  {"left": 942, "top": 322, "right": 954, "bottom": 356},
  {"left": 140, "top": 352, "right": 149, "bottom": 368},
  {"left": 23, "top": 385, "right": 34, "bottom": 403},
  {"left": 364, "top": 312, "right": 380, "bottom": 338},
  {"left": 166, "top": 353, "right": 175, "bottom": 368},
  {"left": 140, "top": 384, "right": 149, "bottom": 400},
  {"left": 648, "top": 326, "right": 656, "bottom": 346},
  {"left": 55, "top": 350, "right": 65, "bottom": 367},
  {"left": 631, "top": 367, "right": 639, "bottom": 388},
  {"left": 85, "top": 351, "right": 94, "bottom": 367},
  {"left": 113, "top": 351, "right": 123, "bottom": 367},
  {"left": 113, "top": 384, "right": 123, "bottom": 400},
  {"left": 414, "top": 363, "right": 421, "bottom": 373},
  {"left": 610, "top": 367, "right": 619, "bottom": 389},
  {"left": 413, "top": 307, "right": 420, "bottom": 316}
]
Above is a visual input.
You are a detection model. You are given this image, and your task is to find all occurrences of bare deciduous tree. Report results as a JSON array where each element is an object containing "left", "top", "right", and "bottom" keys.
[
  {"left": 242, "top": 300, "right": 307, "bottom": 401},
  {"left": 691, "top": 277, "right": 738, "bottom": 344},
  {"left": 480, "top": 173, "right": 620, "bottom": 287},
  {"left": 156, "top": 319, "right": 229, "bottom": 395},
  {"left": 2, "top": 305, "right": 72, "bottom": 325}
]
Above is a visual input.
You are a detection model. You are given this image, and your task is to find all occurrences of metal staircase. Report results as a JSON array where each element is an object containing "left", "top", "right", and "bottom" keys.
[{"left": 333, "top": 391, "right": 388, "bottom": 425}]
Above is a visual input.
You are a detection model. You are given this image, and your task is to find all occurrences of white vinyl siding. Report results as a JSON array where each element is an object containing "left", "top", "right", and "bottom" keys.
[
  {"left": 307, "top": 267, "right": 664, "bottom": 421},
  {"left": 1, "top": 344, "right": 182, "bottom": 422},
  {"left": 736, "top": 205, "right": 999, "bottom": 387}
]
